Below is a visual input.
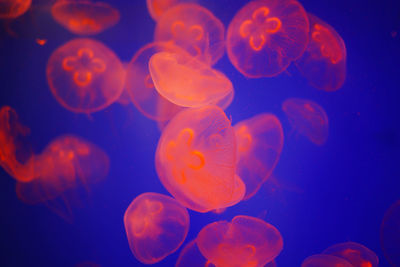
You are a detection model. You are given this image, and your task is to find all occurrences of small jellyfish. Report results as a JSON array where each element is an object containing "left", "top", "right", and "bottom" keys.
[
  {"left": 51, "top": 0, "right": 120, "bottom": 35},
  {"left": 301, "top": 254, "right": 354, "bottom": 267},
  {"left": 47, "top": 38, "right": 125, "bottom": 114},
  {"left": 234, "top": 113, "right": 284, "bottom": 199},
  {"left": 196, "top": 215, "right": 283, "bottom": 267},
  {"left": 323, "top": 242, "right": 379, "bottom": 267},
  {"left": 226, "top": 0, "right": 309, "bottom": 78},
  {"left": 149, "top": 51, "right": 234, "bottom": 108},
  {"left": 154, "top": 3, "right": 225, "bottom": 65},
  {"left": 124, "top": 192, "right": 190, "bottom": 264},
  {"left": 125, "top": 42, "right": 184, "bottom": 121},
  {"left": 282, "top": 98, "right": 328, "bottom": 146},
  {"left": 295, "top": 14, "right": 346, "bottom": 91},
  {"left": 176, "top": 239, "right": 216, "bottom": 267},
  {"left": 155, "top": 106, "right": 243, "bottom": 212},
  {"left": 0, "top": 0, "right": 31, "bottom": 19},
  {"left": 381, "top": 200, "right": 400, "bottom": 267}
]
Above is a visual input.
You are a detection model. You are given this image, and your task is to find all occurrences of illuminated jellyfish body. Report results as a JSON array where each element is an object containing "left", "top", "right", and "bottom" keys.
[
  {"left": 295, "top": 14, "right": 346, "bottom": 91},
  {"left": 154, "top": 3, "right": 225, "bottom": 65},
  {"left": 125, "top": 42, "right": 184, "bottom": 121},
  {"left": 155, "top": 106, "right": 244, "bottom": 212},
  {"left": 176, "top": 239, "right": 215, "bottom": 267},
  {"left": 196, "top": 215, "right": 283, "bottom": 267},
  {"left": 282, "top": 98, "right": 328, "bottom": 146},
  {"left": 381, "top": 200, "right": 400, "bottom": 267},
  {"left": 0, "top": 106, "right": 34, "bottom": 182},
  {"left": 322, "top": 242, "right": 379, "bottom": 267},
  {"left": 301, "top": 254, "right": 354, "bottom": 267},
  {"left": 51, "top": 0, "right": 120, "bottom": 35},
  {"left": 146, "top": 0, "right": 193, "bottom": 21},
  {"left": 149, "top": 51, "right": 234, "bottom": 108},
  {"left": 0, "top": 0, "right": 31, "bottom": 19},
  {"left": 226, "top": 0, "right": 309, "bottom": 78},
  {"left": 47, "top": 38, "right": 125, "bottom": 114},
  {"left": 124, "top": 192, "right": 190, "bottom": 264},
  {"left": 234, "top": 113, "right": 284, "bottom": 199}
]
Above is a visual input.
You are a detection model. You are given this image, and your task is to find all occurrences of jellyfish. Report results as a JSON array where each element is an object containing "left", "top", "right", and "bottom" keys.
[
  {"left": 146, "top": 0, "right": 195, "bottom": 21},
  {"left": 46, "top": 38, "right": 125, "bottom": 114},
  {"left": 0, "top": 0, "right": 31, "bottom": 19},
  {"left": 155, "top": 105, "right": 244, "bottom": 212},
  {"left": 282, "top": 98, "right": 328, "bottom": 145},
  {"left": 196, "top": 215, "right": 283, "bottom": 267},
  {"left": 226, "top": 0, "right": 309, "bottom": 78},
  {"left": 154, "top": 3, "right": 225, "bottom": 65},
  {"left": 149, "top": 51, "right": 234, "bottom": 108},
  {"left": 381, "top": 200, "right": 400, "bottom": 267},
  {"left": 125, "top": 42, "right": 184, "bottom": 121},
  {"left": 322, "top": 242, "right": 379, "bottom": 267},
  {"left": 51, "top": 0, "right": 120, "bottom": 35},
  {"left": 234, "top": 113, "right": 284, "bottom": 199},
  {"left": 295, "top": 14, "right": 346, "bottom": 91},
  {"left": 301, "top": 254, "right": 354, "bottom": 267},
  {"left": 176, "top": 239, "right": 215, "bottom": 267},
  {"left": 124, "top": 192, "right": 190, "bottom": 264}
]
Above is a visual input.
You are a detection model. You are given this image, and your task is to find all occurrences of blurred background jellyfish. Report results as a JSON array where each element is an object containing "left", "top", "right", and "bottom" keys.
[
  {"left": 301, "top": 254, "right": 354, "bottom": 267},
  {"left": 322, "top": 242, "right": 379, "bottom": 267},
  {"left": 381, "top": 200, "right": 400, "bottom": 267},
  {"left": 0, "top": 0, "right": 31, "bottom": 19},
  {"left": 123, "top": 192, "right": 190, "bottom": 264}
]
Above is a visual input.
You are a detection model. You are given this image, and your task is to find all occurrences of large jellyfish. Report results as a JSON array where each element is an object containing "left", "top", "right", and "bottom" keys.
[
  {"left": 196, "top": 215, "right": 283, "bottom": 267},
  {"left": 295, "top": 13, "right": 346, "bottom": 91},
  {"left": 226, "top": 0, "right": 309, "bottom": 78},
  {"left": 301, "top": 254, "right": 354, "bottom": 267},
  {"left": 381, "top": 200, "right": 400, "bottom": 267},
  {"left": 282, "top": 98, "right": 329, "bottom": 145},
  {"left": 0, "top": 0, "right": 31, "bottom": 19},
  {"left": 124, "top": 192, "right": 190, "bottom": 264},
  {"left": 234, "top": 113, "right": 284, "bottom": 199},
  {"left": 51, "top": 0, "right": 120, "bottom": 35},
  {"left": 155, "top": 106, "right": 244, "bottom": 212},
  {"left": 323, "top": 242, "right": 379, "bottom": 267},
  {"left": 46, "top": 38, "right": 125, "bottom": 114}
]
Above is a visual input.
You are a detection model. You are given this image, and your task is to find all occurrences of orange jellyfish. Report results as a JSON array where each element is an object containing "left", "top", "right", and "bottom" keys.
[
  {"left": 301, "top": 254, "right": 354, "bottom": 267},
  {"left": 295, "top": 14, "right": 346, "bottom": 91},
  {"left": 196, "top": 215, "right": 283, "bottom": 267},
  {"left": 322, "top": 242, "right": 379, "bottom": 267},
  {"left": 282, "top": 98, "right": 328, "bottom": 146},
  {"left": 0, "top": 106, "right": 34, "bottom": 182},
  {"left": 176, "top": 239, "right": 215, "bottom": 267},
  {"left": 155, "top": 106, "right": 244, "bottom": 212},
  {"left": 47, "top": 38, "right": 125, "bottom": 114},
  {"left": 234, "top": 113, "right": 284, "bottom": 199},
  {"left": 149, "top": 51, "right": 234, "bottom": 108},
  {"left": 51, "top": 0, "right": 120, "bottom": 35},
  {"left": 125, "top": 42, "right": 184, "bottom": 121},
  {"left": 0, "top": 0, "right": 31, "bottom": 19},
  {"left": 381, "top": 200, "right": 400, "bottom": 267},
  {"left": 154, "top": 3, "right": 225, "bottom": 65},
  {"left": 124, "top": 192, "right": 190, "bottom": 264},
  {"left": 226, "top": 0, "right": 309, "bottom": 78},
  {"left": 146, "top": 0, "right": 194, "bottom": 21}
]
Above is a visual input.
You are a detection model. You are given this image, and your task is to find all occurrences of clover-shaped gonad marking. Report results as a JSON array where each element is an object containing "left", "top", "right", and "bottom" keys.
[
  {"left": 312, "top": 24, "right": 343, "bottom": 64},
  {"left": 171, "top": 20, "right": 205, "bottom": 56}
]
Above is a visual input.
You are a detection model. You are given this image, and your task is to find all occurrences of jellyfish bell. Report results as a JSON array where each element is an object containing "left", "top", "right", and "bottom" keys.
[
  {"left": 124, "top": 192, "right": 190, "bottom": 264},
  {"left": 147, "top": 0, "right": 196, "bottom": 21},
  {"left": 381, "top": 200, "right": 400, "bottom": 267},
  {"left": 46, "top": 38, "right": 125, "bottom": 114},
  {"left": 0, "top": 0, "right": 31, "bottom": 19},
  {"left": 322, "top": 242, "right": 379, "bottom": 267},
  {"left": 301, "top": 254, "right": 354, "bottom": 267},
  {"left": 51, "top": 0, "right": 120, "bottom": 35}
]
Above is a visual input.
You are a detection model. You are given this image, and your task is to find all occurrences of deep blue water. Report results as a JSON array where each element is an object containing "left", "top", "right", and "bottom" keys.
[{"left": 0, "top": 0, "right": 399, "bottom": 266}]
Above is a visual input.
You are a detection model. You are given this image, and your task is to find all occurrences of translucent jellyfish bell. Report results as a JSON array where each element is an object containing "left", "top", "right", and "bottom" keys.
[
  {"left": 381, "top": 200, "right": 400, "bottom": 267},
  {"left": 0, "top": 0, "right": 31, "bottom": 19},
  {"left": 149, "top": 51, "right": 234, "bottom": 108},
  {"left": 196, "top": 215, "right": 283, "bottom": 267},
  {"left": 301, "top": 254, "right": 354, "bottom": 267},
  {"left": 226, "top": 0, "right": 309, "bottom": 78},
  {"left": 155, "top": 106, "right": 243, "bottom": 212},
  {"left": 124, "top": 192, "right": 190, "bottom": 264},
  {"left": 323, "top": 242, "right": 379, "bottom": 267}
]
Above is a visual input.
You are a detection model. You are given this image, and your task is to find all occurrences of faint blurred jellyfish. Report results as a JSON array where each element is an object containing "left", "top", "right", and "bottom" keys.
[
  {"left": 226, "top": 0, "right": 309, "bottom": 78},
  {"left": 381, "top": 200, "right": 400, "bottom": 267},
  {"left": 176, "top": 239, "right": 215, "bottom": 267},
  {"left": 322, "top": 242, "right": 379, "bottom": 267},
  {"left": 51, "top": 0, "right": 120, "bottom": 35},
  {"left": 282, "top": 98, "right": 328, "bottom": 146},
  {"left": 196, "top": 215, "right": 283, "bottom": 267},
  {"left": 234, "top": 113, "right": 284, "bottom": 199},
  {"left": 0, "top": 0, "right": 31, "bottom": 19},
  {"left": 124, "top": 192, "right": 190, "bottom": 264},
  {"left": 295, "top": 14, "right": 346, "bottom": 91},
  {"left": 302, "top": 254, "right": 354, "bottom": 267},
  {"left": 155, "top": 106, "right": 243, "bottom": 212},
  {"left": 149, "top": 51, "right": 234, "bottom": 108},
  {"left": 154, "top": 3, "right": 225, "bottom": 65},
  {"left": 46, "top": 38, "right": 125, "bottom": 114}
]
